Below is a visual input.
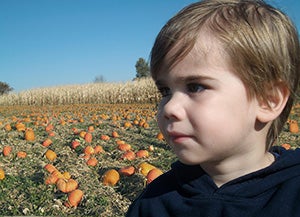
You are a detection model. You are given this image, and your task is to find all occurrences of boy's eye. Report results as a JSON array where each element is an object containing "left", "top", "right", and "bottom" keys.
[
  {"left": 158, "top": 87, "right": 171, "bottom": 97},
  {"left": 187, "top": 83, "right": 205, "bottom": 93}
]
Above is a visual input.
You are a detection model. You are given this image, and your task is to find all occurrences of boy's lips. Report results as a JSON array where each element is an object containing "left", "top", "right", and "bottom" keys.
[{"left": 167, "top": 131, "right": 192, "bottom": 143}]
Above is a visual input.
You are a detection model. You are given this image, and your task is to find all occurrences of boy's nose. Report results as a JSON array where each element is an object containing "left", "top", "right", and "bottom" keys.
[{"left": 162, "top": 93, "right": 185, "bottom": 121}]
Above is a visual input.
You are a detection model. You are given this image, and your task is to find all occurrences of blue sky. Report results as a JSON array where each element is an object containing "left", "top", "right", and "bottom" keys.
[{"left": 1, "top": 0, "right": 299, "bottom": 92}]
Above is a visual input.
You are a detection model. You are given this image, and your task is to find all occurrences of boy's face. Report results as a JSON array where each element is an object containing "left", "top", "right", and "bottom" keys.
[{"left": 155, "top": 34, "right": 263, "bottom": 166}]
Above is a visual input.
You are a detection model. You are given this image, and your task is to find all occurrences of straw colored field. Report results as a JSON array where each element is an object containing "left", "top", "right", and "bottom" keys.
[{"left": 0, "top": 77, "right": 160, "bottom": 106}]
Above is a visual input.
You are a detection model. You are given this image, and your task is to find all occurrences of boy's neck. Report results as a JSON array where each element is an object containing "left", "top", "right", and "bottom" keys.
[{"left": 201, "top": 151, "right": 275, "bottom": 188}]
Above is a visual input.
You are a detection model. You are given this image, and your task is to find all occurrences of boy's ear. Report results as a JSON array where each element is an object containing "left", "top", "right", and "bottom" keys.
[{"left": 256, "top": 81, "right": 290, "bottom": 123}]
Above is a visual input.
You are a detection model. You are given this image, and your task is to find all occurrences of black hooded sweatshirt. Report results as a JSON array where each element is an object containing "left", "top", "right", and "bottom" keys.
[{"left": 126, "top": 147, "right": 300, "bottom": 217}]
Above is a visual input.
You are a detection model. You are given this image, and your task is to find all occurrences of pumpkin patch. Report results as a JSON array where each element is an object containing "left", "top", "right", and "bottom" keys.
[{"left": 0, "top": 102, "right": 298, "bottom": 216}]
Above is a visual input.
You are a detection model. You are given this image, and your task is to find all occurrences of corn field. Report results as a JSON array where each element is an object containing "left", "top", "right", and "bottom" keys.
[{"left": 0, "top": 78, "right": 160, "bottom": 106}]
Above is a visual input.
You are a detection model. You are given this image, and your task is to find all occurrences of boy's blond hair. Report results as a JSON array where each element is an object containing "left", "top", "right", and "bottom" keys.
[{"left": 150, "top": 0, "right": 300, "bottom": 150}]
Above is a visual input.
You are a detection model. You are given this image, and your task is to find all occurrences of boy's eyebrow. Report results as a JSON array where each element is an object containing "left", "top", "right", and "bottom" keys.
[
  {"left": 155, "top": 75, "right": 215, "bottom": 86},
  {"left": 180, "top": 75, "right": 215, "bottom": 82}
]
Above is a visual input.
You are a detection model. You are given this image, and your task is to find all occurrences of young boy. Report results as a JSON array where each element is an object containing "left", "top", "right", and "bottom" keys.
[{"left": 126, "top": 0, "right": 300, "bottom": 216}]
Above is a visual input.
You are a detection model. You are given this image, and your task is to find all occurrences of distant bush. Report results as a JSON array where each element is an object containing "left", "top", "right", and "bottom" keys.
[{"left": 0, "top": 81, "right": 13, "bottom": 95}]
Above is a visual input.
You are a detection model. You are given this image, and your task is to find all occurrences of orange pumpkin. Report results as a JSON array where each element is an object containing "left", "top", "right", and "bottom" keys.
[
  {"left": 62, "top": 171, "right": 71, "bottom": 180},
  {"left": 65, "top": 189, "right": 83, "bottom": 207},
  {"left": 45, "top": 123, "right": 54, "bottom": 132},
  {"left": 25, "top": 129, "right": 35, "bottom": 141},
  {"left": 133, "top": 119, "right": 139, "bottom": 125},
  {"left": 44, "top": 164, "right": 57, "bottom": 173},
  {"left": 281, "top": 143, "right": 291, "bottom": 150},
  {"left": 84, "top": 132, "right": 93, "bottom": 143},
  {"left": 56, "top": 178, "right": 67, "bottom": 192},
  {"left": 72, "top": 127, "right": 79, "bottom": 135},
  {"left": 123, "top": 121, "right": 132, "bottom": 128},
  {"left": 86, "top": 157, "right": 98, "bottom": 166},
  {"left": 146, "top": 168, "right": 163, "bottom": 184},
  {"left": 94, "top": 145, "right": 104, "bottom": 154},
  {"left": 117, "top": 143, "right": 131, "bottom": 151},
  {"left": 289, "top": 120, "right": 299, "bottom": 133},
  {"left": 56, "top": 178, "right": 78, "bottom": 193},
  {"left": 116, "top": 140, "right": 125, "bottom": 145},
  {"left": 121, "top": 150, "right": 136, "bottom": 161},
  {"left": 17, "top": 151, "right": 27, "bottom": 158},
  {"left": 0, "top": 168, "right": 5, "bottom": 180},
  {"left": 87, "top": 125, "right": 95, "bottom": 132},
  {"left": 102, "top": 169, "right": 120, "bottom": 186},
  {"left": 51, "top": 170, "right": 64, "bottom": 179},
  {"left": 4, "top": 124, "right": 11, "bottom": 131},
  {"left": 15, "top": 122, "right": 26, "bottom": 131},
  {"left": 3, "top": 146, "right": 12, "bottom": 157},
  {"left": 45, "top": 173, "right": 59, "bottom": 185},
  {"left": 119, "top": 166, "right": 135, "bottom": 176},
  {"left": 45, "top": 149, "right": 57, "bottom": 161},
  {"left": 112, "top": 131, "right": 119, "bottom": 138},
  {"left": 42, "top": 138, "right": 52, "bottom": 147},
  {"left": 48, "top": 131, "right": 55, "bottom": 137},
  {"left": 84, "top": 146, "right": 94, "bottom": 155},
  {"left": 142, "top": 122, "right": 150, "bottom": 129},
  {"left": 139, "top": 120, "right": 146, "bottom": 127},
  {"left": 71, "top": 140, "right": 80, "bottom": 149},
  {"left": 156, "top": 132, "right": 164, "bottom": 140},
  {"left": 79, "top": 131, "right": 87, "bottom": 138},
  {"left": 100, "top": 135, "right": 110, "bottom": 141},
  {"left": 138, "top": 162, "right": 156, "bottom": 176},
  {"left": 136, "top": 150, "right": 149, "bottom": 158}
]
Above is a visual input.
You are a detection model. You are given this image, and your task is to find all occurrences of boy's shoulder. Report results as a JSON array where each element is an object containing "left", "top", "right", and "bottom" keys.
[
  {"left": 127, "top": 148, "right": 300, "bottom": 217},
  {"left": 140, "top": 147, "right": 300, "bottom": 198}
]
